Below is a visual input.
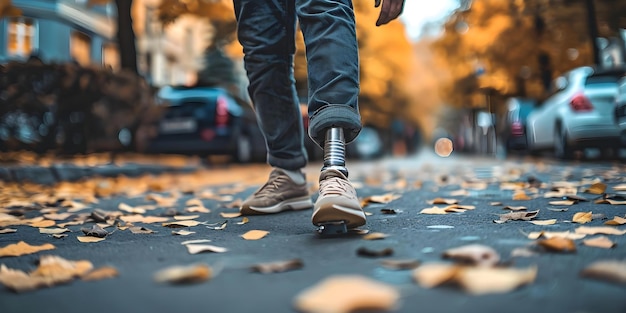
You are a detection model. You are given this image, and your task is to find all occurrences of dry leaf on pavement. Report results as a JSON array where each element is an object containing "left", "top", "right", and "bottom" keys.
[
  {"left": 77, "top": 236, "right": 106, "bottom": 243},
  {"left": 527, "top": 231, "right": 586, "bottom": 240},
  {"left": 0, "top": 228, "right": 17, "bottom": 234},
  {"left": 363, "top": 193, "right": 401, "bottom": 205},
  {"left": 420, "top": 207, "right": 448, "bottom": 215},
  {"left": 39, "top": 228, "right": 70, "bottom": 235},
  {"left": 220, "top": 212, "right": 242, "bottom": 218},
  {"left": 584, "top": 182, "right": 607, "bottom": 194},
  {"left": 583, "top": 236, "right": 616, "bottom": 249},
  {"left": 82, "top": 266, "right": 119, "bottom": 281},
  {"left": 530, "top": 219, "right": 557, "bottom": 225},
  {"left": 118, "top": 203, "right": 145, "bottom": 214},
  {"left": 537, "top": 237, "right": 576, "bottom": 252},
  {"left": 503, "top": 206, "right": 527, "bottom": 211},
  {"left": 0, "top": 241, "right": 56, "bottom": 257},
  {"left": 162, "top": 220, "right": 201, "bottom": 228},
  {"left": 250, "top": 259, "right": 304, "bottom": 274},
  {"left": 241, "top": 230, "right": 269, "bottom": 240},
  {"left": 595, "top": 198, "right": 626, "bottom": 205},
  {"left": 363, "top": 232, "right": 389, "bottom": 240},
  {"left": 380, "top": 259, "right": 420, "bottom": 270},
  {"left": 129, "top": 226, "right": 155, "bottom": 234},
  {"left": 293, "top": 275, "right": 400, "bottom": 313},
  {"left": 172, "top": 230, "right": 195, "bottom": 236},
  {"left": 512, "top": 190, "right": 532, "bottom": 200},
  {"left": 120, "top": 215, "right": 169, "bottom": 224},
  {"left": 575, "top": 226, "right": 626, "bottom": 236},
  {"left": 236, "top": 217, "right": 249, "bottom": 225},
  {"left": 186, "top": 244, "right": 227, "bottom": 254},
  {"left": 455, "top": 266, "right": 538, "bottom": 295},
  {"left": 30, "top": 220, "right": 56, "bottom": 228},
  {"left": 442, "top": 244, "right": 500, "bottom": 267},
  {"left": 154, "top": 264, "right": 212, "bottom": 285},
  {"left": 80, "top": 224, "right": 108, "bottom": 237},
  {"left": 572, "top": 212, "right": 593, "bottom": 224},
  {"left": 604, "top": 216, "right": 626, "bottom": 226},
  {"left": 42, "top": 213, "right": 72, "bottom": 221},
  {"left": 174, "top": 215, "right": 200, "bottom": 221},
  {"left": 495, "top": 210, "right": 539, "bottom": 223},
  {"left": 549, "top": 200, "right": 576, "bottom": 206},
  {"left": 356, "top": 247, "right": 394, "bottom": 258},
  {"left": 580, "top": 260, "right": 626, "bottom": 285},
  {"left": 427, "top": 198, "right": 458, "bottom": 205},
  {"left": 412, "top": 263, "right": 459, "bottom": 288},
  {"left": 180, "top": 239, "right": 211, "bottom": 245},
  {"left": 0, "top": 255, "right": 93, "bottom": 292}
]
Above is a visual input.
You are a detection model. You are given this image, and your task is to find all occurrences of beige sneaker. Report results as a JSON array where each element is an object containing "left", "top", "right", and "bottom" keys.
[
  {"left": 312, "top": 169, "right": 366, "bottom": 229},
  {"left": 240, "top": 168, "right": 313, "bottom": 215}
]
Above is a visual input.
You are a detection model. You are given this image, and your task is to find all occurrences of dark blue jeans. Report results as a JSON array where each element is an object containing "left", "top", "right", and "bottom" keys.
[{"left": 233, "top": 0, "right": 362, "bottom": 170}]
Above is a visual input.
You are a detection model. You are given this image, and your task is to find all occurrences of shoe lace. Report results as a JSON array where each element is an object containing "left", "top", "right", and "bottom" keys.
[
  {"left": 319, "top": 176, "right": 351, "bottom": 196},
  {"left": 254, "top": 171, "right": 290, "bottom": 197}
]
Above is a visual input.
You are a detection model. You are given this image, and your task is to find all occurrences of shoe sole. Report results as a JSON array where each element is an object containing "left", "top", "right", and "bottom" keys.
[
  {"left": 241, "top": 196, "right": 313, "bottom": 215},
  {"left": 312, "top": 204, "right": 366, "bottom": 229}
]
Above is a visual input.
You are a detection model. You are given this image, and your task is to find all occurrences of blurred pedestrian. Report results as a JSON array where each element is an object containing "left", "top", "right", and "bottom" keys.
[{"left": 234, "top": 0, "right": 405, "bottom": 231}]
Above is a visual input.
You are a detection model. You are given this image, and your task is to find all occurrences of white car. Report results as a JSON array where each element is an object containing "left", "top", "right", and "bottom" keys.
[{"left": 526, "top": 66, "right": 624, "bottom": 159}]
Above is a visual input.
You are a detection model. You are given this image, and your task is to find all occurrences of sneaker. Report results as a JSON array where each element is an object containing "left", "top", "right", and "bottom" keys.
[
  {"left": 312, "top": 169, "right": 366, "bottom": 229},
  {"left": 240, "top": 168, "right": 313, "bottom": 215}
]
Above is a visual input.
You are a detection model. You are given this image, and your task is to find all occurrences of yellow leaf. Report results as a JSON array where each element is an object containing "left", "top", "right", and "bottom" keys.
[
  {"left": 549, "top": 200, "right": 576, "bottom": 206},
  {"left": 420, "top": 207, "right": 448, "bottom": 215},
  {"left": 294, "top": 275, "right": 400, "bottom": 313},
  {"left": 82, "top": 266, "right": 119, "bottom": 281},
  {"left": 0, "top": 255, "right": 92, "bottom": 292},
  {"left": 585, "top": 183, "right": 607, "bottom": 194},
  {"left": 455, "top": 266, "right": 538, "bottom": 295},
  {"left": 118, "top": 203, "right": 145, "bottom": 214},
  {"left": 76, "top": 236, "right": 106, "bottom": 243},
  {"left": 530, "top": 219, "right": 557, "bottom": 226},
  {"left": 236, "top": 217, "right": 249, "bottom": 225},
  {"left": 537, "top": 237, "right": 576, "bottom": 252},
  {"left": 154, "top": 264, "right": 212, "bottom": 284},
  {"left": 583, "top": 236, "right": 616, "bottom": 249},
  {"left": 362, "top": 232, "right": 388, "bottom": 240},
  {"left": 0, "top": 228, "right": 17, "bottom": 234},
  {"left": 0, "top": 241, "right": 55, "bottom": 257},
  {"left": 604, "top": 216, "right": 626, "bottom": 226},
  {"left": 220, "top": 212, "right": 241, "bottom": 218},
  {"left": 29, "top": 220, "right": 56, "bottom": 228},
  {"left": 580, "top": 260, "right": 626, "bottom": 284},
  {"left": 162, "top": 220, "right": 201, "bottom": 228},
  {"left": 427, "top": 198, "right": 458, "bottom": 205},
  {"left": 512, "top": 191, "right": 531, "bottom": 201},
  {"left": 572, "top": 212, "right": 593, "bottom": 224},
  {"left": 575, "top": 226, "right": 626, "bottom": 236},
  {"left": 412, "top": 263, "right": 459, "bottom": 288},
  {"left": 120, "top": 215, "right": 169, "bottom": 224},
  {"left": 241, "top": 230, "right": 269, "bottom": 240},
  {"left": 39, "top": 228, "right": 70, "bottom": 235},
  {"left": 42, "top": 213, "right": 72, "bottom": 221}
]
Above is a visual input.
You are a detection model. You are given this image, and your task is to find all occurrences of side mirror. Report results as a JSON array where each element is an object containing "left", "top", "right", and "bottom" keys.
[{"left": 554, "top": 76, "right": 567, "bottom": 91}]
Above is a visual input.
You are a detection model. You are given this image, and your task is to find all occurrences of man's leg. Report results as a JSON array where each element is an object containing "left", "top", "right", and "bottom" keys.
[
  {"left": 296, "top": 0, "right": 366, "bottom": 229},
  {"left": 234, "top": 0, "right": 312, "bottom": 215}
]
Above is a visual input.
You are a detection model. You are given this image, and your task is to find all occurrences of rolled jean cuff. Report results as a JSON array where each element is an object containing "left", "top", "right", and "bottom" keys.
[
  {"left": 267, "top": 152, "right": 308, "bottom": 171},
  {"left": 308, "top": 104, "right": 362, "bottom": 147}
]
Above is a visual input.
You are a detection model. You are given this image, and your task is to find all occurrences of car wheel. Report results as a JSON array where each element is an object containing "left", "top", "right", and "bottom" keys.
[
  {"left": 235, "top": 134, "right": 252, "bottom": 163},
  {"left": 554, "top": 127, "right": 573, "bottom": 160}
]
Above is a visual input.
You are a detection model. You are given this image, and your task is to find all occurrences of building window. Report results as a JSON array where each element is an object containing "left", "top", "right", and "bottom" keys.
[
  {"left": 70, "top": 31, "right": 91, "bottom": 66},
  {"left": 7, "top": 17, "right": 37, "bottom": 58},
  {"left": 102, "top": 43, "right": 120, "bottom": 71}
]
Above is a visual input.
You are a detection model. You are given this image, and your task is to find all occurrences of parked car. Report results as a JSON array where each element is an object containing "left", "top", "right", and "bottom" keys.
[
  {"left": 525, "top": 66, "right": 625, "bottom": 159},
  {"left": 501, "top": 97, "right": 536, "bottom": 151},
  {"left": 146, "top": 86, "right": 267, "bottom": 162},
  {"left": 615, "top": 75, "right": 626, "bottom": 147}
]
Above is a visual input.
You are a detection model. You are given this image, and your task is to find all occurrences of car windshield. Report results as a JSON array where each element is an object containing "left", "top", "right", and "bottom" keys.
[{"left": 585, "top": 74, "right": 622, "bottom": 88}]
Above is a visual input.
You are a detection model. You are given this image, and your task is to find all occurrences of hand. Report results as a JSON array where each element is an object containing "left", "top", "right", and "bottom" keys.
[{"left": 374, "top": 0, "right": 405, "bottom": 26}]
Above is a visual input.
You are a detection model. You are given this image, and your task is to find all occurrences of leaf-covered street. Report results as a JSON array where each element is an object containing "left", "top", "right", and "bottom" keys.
[{"left": 1, "top": 151, "right": 625, "bottom": 313}]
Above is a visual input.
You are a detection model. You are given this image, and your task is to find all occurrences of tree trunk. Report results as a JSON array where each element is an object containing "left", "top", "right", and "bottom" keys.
[
  {"left": 585, "top": 0, "right": 601, "bottom": 66},
  {"left": 115, "top": 0, "right": 138, "bottom": 74}
]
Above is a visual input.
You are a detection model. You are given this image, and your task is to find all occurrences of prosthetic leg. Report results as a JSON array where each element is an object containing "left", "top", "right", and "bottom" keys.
[{"left": 317, "top": 127, "right": 349, "bottom": 235}]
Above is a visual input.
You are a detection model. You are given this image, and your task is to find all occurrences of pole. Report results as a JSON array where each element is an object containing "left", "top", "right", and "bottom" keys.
[{"left": 585, "top": 0, "right": 601, "bottom": 66}]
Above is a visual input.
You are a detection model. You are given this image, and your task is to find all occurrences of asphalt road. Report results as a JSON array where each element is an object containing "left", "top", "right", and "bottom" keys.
[{"left": 1, "top": 151, "right": 626, "bottom": 313}]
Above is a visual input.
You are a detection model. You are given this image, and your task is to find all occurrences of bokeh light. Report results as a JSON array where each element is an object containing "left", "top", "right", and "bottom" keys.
[{"left": 434, "top": 138, "right": 454, "bottom": 157}]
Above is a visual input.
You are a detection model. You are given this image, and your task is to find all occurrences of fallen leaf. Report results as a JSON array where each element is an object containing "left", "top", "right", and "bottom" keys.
[
  {"left": 380, "top": 208, "right": 398, "bottom": 214},
  {"left": 575, "top": 226, "right": 626, "bottom": 236},
  {"left": 118, "top": 203, "right": 145, "bottom": 214},
  {"left": 82, "top": 266, "right": 119, "bottom": 281},
  {"left": 527, "top": 231, "right": 586, "bottom": 240},
  {"left": 380, "top": 259, "right": 420, "bottom": 270},
  {"left": 76, "top": 236, "right": 106, "bottom": 243},
  {"left": 162, "top": 220, "right": 201, "bottom": 228},
  {"left": 236, "top": 217, "right": 249, "bottom": 225},
  {"left": 220, "top": 212, "right": 242, "bottom": 218},
  {"left": 595, "top": 198, "right": 626, "bottom": 205},
  {"left": 63, "top": 201, "right": 89, "bottom": 213},
  {"left": 530, "top": 219, "right": 557, "bottom": 226},
  {"left": 572, "top": 212, "right": 593, "bottom": 224},
  {"left": 420, "top": 207, "right": 448, "bottom": 215},
  {"left": 39, "top": 228, "right": 70, "bottom": 235},
  {"left": 30, "top": 220, "right": 56, "bottom": 228},
  {"left": 512, "top": 191, "right": 532, "bottom": 200},
  {"left": 52, "top": 234, "right": 67, "bottom": 239},
  {"left": 180, "top": 239, "right": 211, "bottom": 245},
  {"left": 363, "top": 232, "right": 389, "bottom": 240},
  {"left": 510, "top": 247, "right": 538, "bottom": 258},
  {"left": 548, "top": 208, "right": 569, "bottom": 212},
  {"left": 549, "top": 200, "right": 576, "bottom": 206},
  {"left": 496, "top": 210, "right": 539, "bottom": 223},
  {"left": 613, "top": 184, "right": 626, "bottom": 191},
  {"left": 585, "top": 182, "right": 607, "bottom": 195},
  {"left": 251, "top": 259, "right": 304, "bottom": 274},
  {"left": 537, "top": 237, "right": 576, "bottom": 252},
  {"left": 209, "top": 221, "right": 228, "bottom": 230},
  {"left": 154, "top": 264, "right": 212, "bottom": 284},
  {"left": 442, "top": 244, "right": 500, "bottom": 267},
  {"left": 186, "top": 205, "right": 211, "bottom": 213},
  {"left": 490, "top": 202, "right": 503, "bottom": 206},
  {"left": 427, "top": 198, "right": 458, "bottom": 205},
  {"left": 583, "top": 236, "right": 616, "bottom": 249},
  {"left": 120, "top": 215, "right": 169, "bottom": 224},
  {"left": 580, "top": 260, "right": 626, "bottom": 284},
  {"left": 365, "top": 193, "right": 401, "bottom": 204},
  {"left": 605, "top": 216, "right": 626, "bottom": 226},
  {"left": 172, "top": 230, "right": 195, "bottom": 236},
  {"left": 503, "top": 206, "right": 527, "bottom": 211},
  {"left": 174, "top": 215, "right": 200, "bottom": 221},
  {"left": 450, "top": 189, "right": 469, "bottom": 196},
  {"left": 0, "top": 241, "right": 55, "bottom": 257},
  {"left": 412, "top": 263, "right": 458, "bottom": 288},
  {"left": 241, "top": 230, "right": 269, "bottom": 240},
  {"left": 185, "top": 244, "right": 227, "bottom": 254},
  {"left": 455, "top": 266, "right": 538, "bottom": 295},
  {"left": 0, "top": 255, "right": 92, "bottom": 292},
  {"left": 129, "top": 226, "right": 155, "bottom": 234},
  {"left": 356, "top": 247, "right": 393, "bottom": 258},
  {"left": 80, "top": 224, "right": 108, "bottom": 238},
  {"left": 0, "top": 228, "right": 17, "bottom": 234},
  {"left": 293, "top": 275, "right": 400, "bottom": 313},
  {"left": 42, "top": 213, "right": 72, "bottom": 221}
]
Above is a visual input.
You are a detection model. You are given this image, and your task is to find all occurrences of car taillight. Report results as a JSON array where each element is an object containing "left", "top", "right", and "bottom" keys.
[
  {"left": 215, "top": 96, "right": 229, "bottom": 127},
  {"left": 511, "top": 121, "right": 524, "bottom": 136},
  {"left": 570, "top": 93, "right": 593, "bottom": 112}
]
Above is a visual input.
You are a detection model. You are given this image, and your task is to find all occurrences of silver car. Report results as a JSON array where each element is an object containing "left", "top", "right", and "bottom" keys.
[
  {"left": 526, "top": 66, "right": 624, "bottom": 159},
  {"left": 615, "top": 76, "right": 626, "bottom": 146}
]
